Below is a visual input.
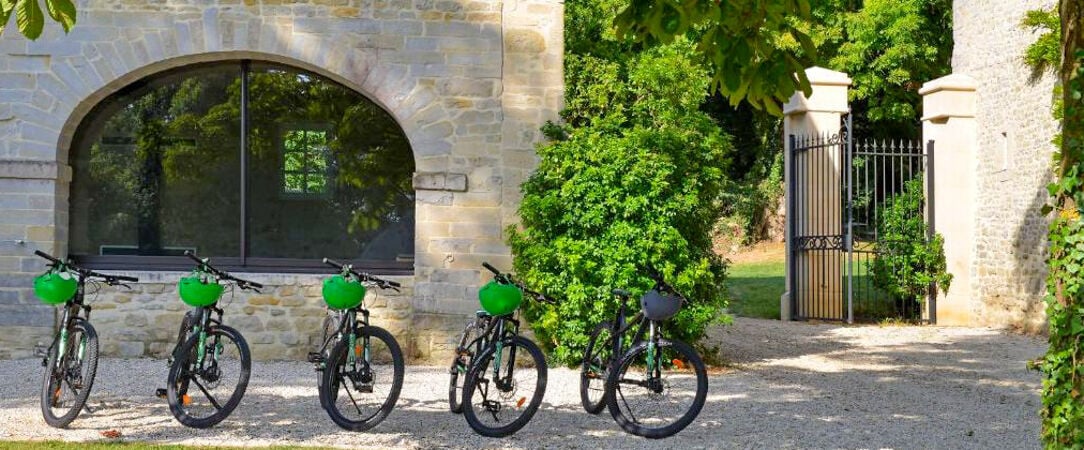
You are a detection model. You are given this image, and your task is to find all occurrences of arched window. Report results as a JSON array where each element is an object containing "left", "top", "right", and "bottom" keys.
[{"left": 69, "top": 61, "right": 415, "bottom": 273}]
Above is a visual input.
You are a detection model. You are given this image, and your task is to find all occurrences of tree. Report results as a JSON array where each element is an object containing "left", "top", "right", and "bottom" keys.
[{"left": 0, "top": 0, "right": 76, "bottom": 40}]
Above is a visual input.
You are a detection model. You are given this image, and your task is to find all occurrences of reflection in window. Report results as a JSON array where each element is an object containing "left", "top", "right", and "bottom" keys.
[
  {"left": 282, "top": 128, "right": 330, "bottom": 196},
  {"left": 69, "top": 61, "right": 415, "bottom": 270}
]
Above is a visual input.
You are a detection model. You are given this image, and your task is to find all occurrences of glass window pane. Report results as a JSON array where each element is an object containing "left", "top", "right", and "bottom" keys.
[
  {"left": 247, "top": 64, "right": 415, "bottom": 262},
  {"left": 70, "top": 64, "right": 242, "bottom": 258}
]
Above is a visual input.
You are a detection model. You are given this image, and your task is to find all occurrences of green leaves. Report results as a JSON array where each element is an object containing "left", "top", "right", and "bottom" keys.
[
  {"left": 869, "top": 177, "right": 952, "bottom": 306},
  {"left": 613, "top": 0, "right": 817, "bottom": 114},
  {"left": 0, "top": 0, "right": 76, "bottom": 40},
  {"left": 511, "top": 41, "right": 731, "bottom": 365}
]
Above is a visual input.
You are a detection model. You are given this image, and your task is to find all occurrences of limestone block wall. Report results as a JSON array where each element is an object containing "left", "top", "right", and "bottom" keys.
[
  {"left": 952, "top": 0, "right": 1059, "bottom": 332},
  {"left": 0, "top": 0, "right": 563, "bottom": 361}
]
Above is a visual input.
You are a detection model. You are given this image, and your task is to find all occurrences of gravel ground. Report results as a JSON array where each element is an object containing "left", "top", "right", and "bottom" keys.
[{"left": 0, "top": 318, "right": 1045, "bottom": 449}]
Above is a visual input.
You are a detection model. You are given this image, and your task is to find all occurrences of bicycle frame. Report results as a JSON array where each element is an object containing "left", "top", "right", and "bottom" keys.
[
  {"left": 47, "top": 274, "right": 92, "bottom": 371},
  {"left": 316, "top": 307, "right": 373, "bottom": 367},
  {"left": 463, "top": 314, "right": 520, "bottom": 382}
]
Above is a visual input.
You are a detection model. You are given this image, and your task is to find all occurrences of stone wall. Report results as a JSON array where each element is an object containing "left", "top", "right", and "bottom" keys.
[
  {"left": 952, "top": 0, "right": 1058, "bottom": 332},
  {"left": 0, "top": 0, "right": 562, "bottom": 361}
]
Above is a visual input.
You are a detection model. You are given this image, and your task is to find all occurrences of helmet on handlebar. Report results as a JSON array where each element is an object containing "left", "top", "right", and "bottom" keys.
[
  {"left": 640, "top": 289, "right": 683, "bottom": 321},
  {"left": 33, "top": 270, "right": 77, "bottom": 305},
  {"left": 178, "top": 275, "right": 224, "bottom": 307},
  {"left": 322, "top": 275, "right": 366, "bottom": 310},
  {"left": 478, "top": 281, "right": 522, "bottom": 316}
]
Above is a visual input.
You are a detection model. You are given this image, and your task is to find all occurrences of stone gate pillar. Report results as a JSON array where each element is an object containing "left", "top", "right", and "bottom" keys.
[
  {"left": 920, "top": 74, "right": 978, "bottom": 325},
  {"left": 781, "top": 67, "right": 851, "bottom": 321}
]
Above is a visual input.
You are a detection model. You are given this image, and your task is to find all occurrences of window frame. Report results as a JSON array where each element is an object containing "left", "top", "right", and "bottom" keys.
[{"left": 68, "top": 60, "right": 415, "bottom": 274}]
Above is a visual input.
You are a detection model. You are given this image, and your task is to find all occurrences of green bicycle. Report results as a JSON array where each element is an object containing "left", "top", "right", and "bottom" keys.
[
  {"left": 309, "top": 257, "right": 405, "bottom": 432},
  {"left": 34, "top": 250, "right": 138, "bottom": 428},
  {"left": 160, "top": 250, "right": 261, "bottom": 428},
  {"left": 457, "top": 262, "right": 558, "bottom": 438}
]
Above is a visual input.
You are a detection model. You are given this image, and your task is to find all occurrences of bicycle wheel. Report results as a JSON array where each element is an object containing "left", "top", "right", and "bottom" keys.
[
  {"left": 41, "top": 318, "right": 98, "bottom": 428},
  {"left": 320, "top": 326, "right": 404, "bottom": 431},
  {"left": 462, "top": 335, "right": 547, "bottom": 437},
  {"left": 167, "top": 325, "right": 251, "bottom": 428},
  {"left": 580, "top": 321, "right": 614, "bottom": 414},
  {"left": 449, "top": 319, "right": 486, "bottom": 414},
  {"left": 606, "top": 337, "right": 707, "bottom": 439},
  {"left": 316, "top": 311, "right": 341, "bottom": 405}
]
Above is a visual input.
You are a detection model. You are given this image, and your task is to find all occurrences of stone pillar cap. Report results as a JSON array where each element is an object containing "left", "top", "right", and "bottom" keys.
[
  {"left": 783, "top": 67, "right": 851, "bottom": 115},
  {"left": 806, "top": 66, "right": 852, "bottom": 87},
  {"left": 919, "top": 73, "right": 977, "bottom": 95}
]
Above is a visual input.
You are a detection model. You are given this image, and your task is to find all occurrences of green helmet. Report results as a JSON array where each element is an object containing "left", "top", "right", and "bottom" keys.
[
  {"left": 178, "top": 275, "right": 224, "bottom": 307},
  {"left": 33, "top": 271, "right": 77, "bottom": 305},
  {"left": 322, "top": 275, "right": 366, "bottom": 310},
  {"left": 478, "top": 281, "right": 522, "bottom": 316}
]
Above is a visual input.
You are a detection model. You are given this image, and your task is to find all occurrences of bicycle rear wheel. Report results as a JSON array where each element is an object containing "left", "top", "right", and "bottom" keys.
[
  {"left": 41, "top": 318, "right": 98, "bottom": 428},
  {"left": 320, "top": 326, "right": 404, "bottom": 431},
  {"left": 606, "top": 337, "right": 707, "bottom": 439},
  {"left": 449, "top": 319, "right": 486, "bottom": 414},
  {"left": 462, "top": 335, "right": 547, "bottom": 437},
  {"left": 580, "top": 321, "right": 614, "bottom": 414},
  {"left": 167, "top": 325, "right": 251, "bottom": 428}
]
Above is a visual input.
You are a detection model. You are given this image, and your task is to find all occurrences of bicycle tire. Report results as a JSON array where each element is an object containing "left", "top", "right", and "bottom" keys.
[
  {"left": 580, "top": 321, "right": 614, "bottom": 414},
  {"left": 319, "top": 326, "right": 404, "bottom": 431},
  {"left": 449, "top": 319, "right": 485, "bottom": 414},
  {"left": 41, "top": 318, "right": 98, "bottom": 428},
  {"left": 606, "top": 337, "right": 707, "bottom": 439},
  {"left": 462, "top": 335, "right": 547, "bottom": 437},
  {"left": 167, "top": 325, "right": 251, "bottom": 428}
]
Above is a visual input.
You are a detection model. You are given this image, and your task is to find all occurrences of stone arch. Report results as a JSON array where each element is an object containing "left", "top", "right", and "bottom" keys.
[{"left": 54, "top": 49, "right": 450, "bottom": 167}]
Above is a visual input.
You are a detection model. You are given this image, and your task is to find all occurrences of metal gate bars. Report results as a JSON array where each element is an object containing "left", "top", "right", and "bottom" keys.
[{"left": 787, "top": 115, "right": 936, "bottom": 323}]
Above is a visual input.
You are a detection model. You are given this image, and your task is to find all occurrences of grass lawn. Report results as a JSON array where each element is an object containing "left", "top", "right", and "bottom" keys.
[{"left": 725, "top": 243, "right": 785, "bottom": 320}]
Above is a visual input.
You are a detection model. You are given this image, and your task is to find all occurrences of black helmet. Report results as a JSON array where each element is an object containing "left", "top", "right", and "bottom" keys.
[{"left": 640, "top": 289, "right": 683, "bottom": 321}]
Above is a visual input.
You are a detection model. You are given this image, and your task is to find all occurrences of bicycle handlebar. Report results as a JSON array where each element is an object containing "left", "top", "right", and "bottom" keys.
[
  {"left": 34, "top": 250, "right": 139, "bottom": 284},
  {"left": 322, "top": 258, "right": 402, "bottom": 289},
  {"left": 183, "top": 250, "right": 263, "bottom": 290},
  {"left": 480, "top": 262, "right": 558, "bottom": 305}
]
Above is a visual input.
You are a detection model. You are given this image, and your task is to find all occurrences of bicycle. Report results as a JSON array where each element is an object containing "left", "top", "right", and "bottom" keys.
[
  {"left": 33, "top": 250, "right": 138, "bottom": 428},
  {"left": 457, "top": 262, "right": 558, "bottom": 438},
  {"left": 308, "top": 257, "right": 405, "bottom": 432},
  {"left": 581, "top": 268, "right": 708, "bottom": 439},
  {"left": 160, "top": 250, "right": 261, "bottom": 428}
]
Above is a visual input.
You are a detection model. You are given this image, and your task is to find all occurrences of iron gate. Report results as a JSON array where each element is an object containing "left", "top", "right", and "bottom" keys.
[{"left": 788, "top": 115, "right": 936, "bottom": 323}]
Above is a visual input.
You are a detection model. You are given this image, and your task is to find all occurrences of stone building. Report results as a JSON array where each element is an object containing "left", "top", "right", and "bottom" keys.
[
  {"left": 948, "top": 0, "right": 1059, "bottom": 332},
  {"left": 0, "top": 0, "right": 563, "bottom": 360}
]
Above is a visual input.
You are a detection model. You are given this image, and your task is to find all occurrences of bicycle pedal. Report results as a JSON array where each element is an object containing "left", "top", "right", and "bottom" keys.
[
  {"left": 307, "top": 352, "right": 324, "bottom": 364},
  {"left": 155, "top": 388, "right": 167, "bottom": 399}
]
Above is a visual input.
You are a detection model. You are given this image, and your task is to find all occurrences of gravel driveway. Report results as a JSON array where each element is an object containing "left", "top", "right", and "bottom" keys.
[{"left": 0, "top": 318, "right": 1045, "bottom": 449}]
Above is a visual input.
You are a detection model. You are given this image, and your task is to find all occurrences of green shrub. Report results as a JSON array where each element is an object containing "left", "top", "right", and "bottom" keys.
[
  {"left": 508, "top": 42, "right": 731, "bottom": 365},
  {"left": 869, "top": 177, "right": 951, "bottom": 307}
]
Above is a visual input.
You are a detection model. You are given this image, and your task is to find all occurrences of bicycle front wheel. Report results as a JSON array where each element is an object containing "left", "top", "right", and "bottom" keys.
[
  {"left": 462, "top": 336, "right": 547, "bottom": 437},
  {"left": 41, "top": 318, "right": 99, "bottom": 428},
  {"left": 167, "top": 325, "right": 251, "bottom": 428},
  {"left": 320, "top": 326, "right": 404, "bottom": 431},
  {"left": 606, "top": 337, "right": 707, "bottom": 439},
  {"left": 580, "top": 321, "right": 614, "bottom": 414}
]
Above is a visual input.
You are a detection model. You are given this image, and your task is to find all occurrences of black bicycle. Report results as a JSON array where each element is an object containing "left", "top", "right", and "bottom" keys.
[
  {"left": 160, "top": 250, "right": 261, "bottom": 428},
  {"left": 308, "top": 257, "right": 405, "bottom": 432},
  {"left": 581, "top": 269, "right": 708, "bottom": 438},
  {"left": 33, "top": 250, "right": 138, "bottom": 428},
  {"left": 456, "top": 262, "right": 557, "bottom": 438}
]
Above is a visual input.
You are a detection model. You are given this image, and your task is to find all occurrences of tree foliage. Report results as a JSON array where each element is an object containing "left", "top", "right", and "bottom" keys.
[
  {"left": 869, "top": 177, "right": 951, "bottom": 307},
  {"left": 509, "top": 40, "right": 731, "bottom": 364},
  {"left": 0, "top": 0, "right": 75, "bottom": 40}
]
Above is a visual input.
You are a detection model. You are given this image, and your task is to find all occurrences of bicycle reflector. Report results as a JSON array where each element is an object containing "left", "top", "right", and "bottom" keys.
[
  {"left": 322, "top": 275, "right": 366, "bottom": 310},
  {"left": 478, "top": 281, "right": 522, "bottom": 316},
  {"left": 640, "top": 289, "right": 683, "bottom": 321},
  {"left": 33, "top": 270, "right": 77, "bottom": 305},
  {"left": 178, "top": 276, "right": 224, "bottom": 307}
]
